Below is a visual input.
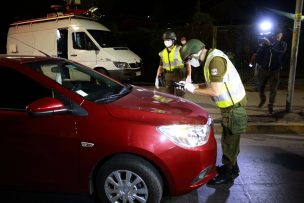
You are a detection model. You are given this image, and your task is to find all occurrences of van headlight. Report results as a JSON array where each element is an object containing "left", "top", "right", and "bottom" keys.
[
  {"left": 157, "top": 123, "right": 211, "bottom": 148},
  {"left": 113, "top": 62, "right": 129, "bottom": 69}
]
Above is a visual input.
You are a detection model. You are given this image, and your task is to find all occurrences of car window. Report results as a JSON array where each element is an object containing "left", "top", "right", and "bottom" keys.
[
  {"left": 0, "top": 66, "right": 52, "bottom": 110},
  {"left": 27, "top": 60, "right": 130, "bottom": 103}
]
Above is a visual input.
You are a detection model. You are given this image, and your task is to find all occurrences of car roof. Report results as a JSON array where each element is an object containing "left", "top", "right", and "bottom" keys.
[{"left": 0, "top": 55, "right": 62, "bottom": 64}]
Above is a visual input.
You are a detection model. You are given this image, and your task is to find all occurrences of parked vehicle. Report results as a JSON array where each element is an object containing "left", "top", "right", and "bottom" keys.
[
  {"left": 0, "top": 55, "right": 216, "bottom": 203},
  {"left": 6, "top": 14, "right": 142, "bottom": 82}
]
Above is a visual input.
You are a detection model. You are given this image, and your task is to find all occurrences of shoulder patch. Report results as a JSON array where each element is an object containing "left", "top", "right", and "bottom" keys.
[{"left": 211, "top": 68, "right": 218, "bottom": 76}]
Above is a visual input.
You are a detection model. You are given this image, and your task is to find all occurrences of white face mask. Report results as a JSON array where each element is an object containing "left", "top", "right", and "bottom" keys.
[
  {"left": 192, "top": 50, "right": 202, "bottom": 60},
  {"left": 189, "top": 58, "right": 201, "bottom": 67},
  {"left": 181, "top": 40, "right": 186, "bottom": 45},
  {"left": 164, "top": 40, "right": 173, "bottom": 48}
]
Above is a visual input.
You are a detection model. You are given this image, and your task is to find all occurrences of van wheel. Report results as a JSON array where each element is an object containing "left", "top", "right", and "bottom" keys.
[
  {"left": 95, "top": 154, "right": 163, "bottom": 203},
  {"left": 95, "top": 67, "right": 110, "bottom": 76}
]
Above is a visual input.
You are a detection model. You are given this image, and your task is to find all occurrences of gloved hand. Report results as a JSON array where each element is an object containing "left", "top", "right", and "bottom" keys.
[
  {"left": 177, "top": 81, "right": 196, "bottom": 93},
  {"left": 177, "top": 81, "right": 186, "bottom": 86},
  {"left": 186, "top": 75, "right": 192, "bottom": 83},
  {"left": 184, "top": 82, "right": 196, "bottom": 93},
  {"left": 249, "top": 63, "right": 253, "bottom": 68},
  {"left": 155, "top": 77, "right": 159, "bottom": 89},
  {"left": 175, "top": 81, "right": 185, "bottom": 91}
]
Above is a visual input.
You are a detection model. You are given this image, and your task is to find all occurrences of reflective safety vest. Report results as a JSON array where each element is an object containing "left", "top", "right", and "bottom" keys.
[
  {"left": 204, "top": 49, "right": 246, "bottom": 108},
  {"left": 159, "top": 45, "right": 184, "bottom": 71}
]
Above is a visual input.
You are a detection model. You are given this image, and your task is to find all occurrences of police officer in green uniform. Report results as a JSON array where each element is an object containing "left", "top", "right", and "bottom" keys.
[
  {"left": 180, "top": 39, "right": 248, "bottom": 185},
  {"left": 155, "top": 31, "right": 191, "bottom": 96}
]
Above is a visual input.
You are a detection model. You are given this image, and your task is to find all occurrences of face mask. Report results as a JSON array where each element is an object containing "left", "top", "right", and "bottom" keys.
[
  {"left": 191, "top": 50, "right": 202, "bottom": 60},
  {"left": 189, "top": 58, "right": 201, "bottom": 67},
  {"left": 164, "top": 40, "right": 173, "bottom": 48}
]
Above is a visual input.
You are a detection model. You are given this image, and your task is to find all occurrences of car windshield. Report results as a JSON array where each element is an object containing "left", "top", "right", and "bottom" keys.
[
  {"left": 88, "top": 30, "right": 127, "bottom": 48},
  {"left": 26, "top": 59, "right": 132, "bottom": 103}
]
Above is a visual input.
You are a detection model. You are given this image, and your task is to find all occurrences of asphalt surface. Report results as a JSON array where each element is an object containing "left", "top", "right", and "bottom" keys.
[{"left": 163, "top": 133, "right": 304, "bottom": 203}]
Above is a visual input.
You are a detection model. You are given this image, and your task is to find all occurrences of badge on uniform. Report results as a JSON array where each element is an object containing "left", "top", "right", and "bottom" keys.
[{"left": 211, "top": 68, "right": 218, "bottom": 76}]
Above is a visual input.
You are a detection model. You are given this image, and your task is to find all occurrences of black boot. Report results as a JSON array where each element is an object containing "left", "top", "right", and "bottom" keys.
[
  {"left": 268, "top": 104, "right": 273, "bottom": 114},
  {"left": 216, "top": 162, "right": 240, "bottom": 179},
  {"left": 232, "top": 162, "right": 240, "bottom": 179},
  {"left": 258, "top": 100, "right": 266, "bottom": 108},
  {"left": 207, "top": 164, "right": 234, "bottom": 186}
]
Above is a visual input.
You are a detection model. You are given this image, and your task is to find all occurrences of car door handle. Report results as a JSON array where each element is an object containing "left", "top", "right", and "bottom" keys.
[{"left": 71, "top": 54, "right": 77, "bottom": 57}]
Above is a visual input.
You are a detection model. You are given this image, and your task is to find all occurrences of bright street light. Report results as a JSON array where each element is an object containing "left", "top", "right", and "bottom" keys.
[{"left": 258, "top": 20, "right": 273, "bottom": 35}]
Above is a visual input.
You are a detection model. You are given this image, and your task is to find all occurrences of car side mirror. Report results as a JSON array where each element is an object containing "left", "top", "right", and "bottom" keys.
[{"left": 26, "top": 97, "right": 71, "bottom": 116}]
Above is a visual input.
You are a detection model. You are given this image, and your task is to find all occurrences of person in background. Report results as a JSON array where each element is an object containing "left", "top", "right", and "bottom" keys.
[
  {"left": 257, "top": 31, "right": 287, "bottom": 114},
  {"left": 179, "top": 39, "right": 248, "bottom": 186},
  {"left": 249, "top": 37, "right": 271, "bottom": 92},
  {"left": 180, "top": 35, "right": 202, "bottom": 84},
  {"left": 180, "top": 36, "right": 187, "bottom": 46},
  {"left": 155, "top": 31, "right": 191, "bottom": 96}
]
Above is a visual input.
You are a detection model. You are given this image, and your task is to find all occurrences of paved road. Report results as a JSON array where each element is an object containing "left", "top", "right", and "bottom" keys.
[
  {"left": 163, "top": 133, "right": 304, "bottom": 203},
  {"left": 1, "top": 133, "right": 304, "bottom": 203}
]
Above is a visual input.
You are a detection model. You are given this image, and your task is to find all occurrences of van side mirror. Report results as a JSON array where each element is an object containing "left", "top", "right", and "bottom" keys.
[{"left": 87, "top": 42, "right": 99, "bottom": 51}]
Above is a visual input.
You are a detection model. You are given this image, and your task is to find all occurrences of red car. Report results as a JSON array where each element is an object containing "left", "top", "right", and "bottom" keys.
[{"left": 0, "top": 55, "right": 216, "bottom": 202}]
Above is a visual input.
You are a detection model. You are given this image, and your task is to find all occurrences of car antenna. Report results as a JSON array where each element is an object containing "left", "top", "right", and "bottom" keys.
[{"left": 8, "top": 36, "right": 51, "bottom": 57}]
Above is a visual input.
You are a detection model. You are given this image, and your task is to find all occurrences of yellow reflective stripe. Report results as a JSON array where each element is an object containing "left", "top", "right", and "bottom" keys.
[
  {"left": 215, "top": 100, "right": 234, "bottom": 108},
  {"left": 163, "top": 61, "right": 184, "bottom": 67},
  {"left": 204, "top": 63, "right": 209, "bottom": 83},
  {"left": 204, "top": 49, "right": 246, "bottom": 108},
  {"left": 161, "top": 45, "right": 184, "bottom": 70},
  {"left": 162, "top": 46, "right": 178, "bottom": 63},
  {"left": 215, "top": 90, "right": 246, "bottom": 108}
]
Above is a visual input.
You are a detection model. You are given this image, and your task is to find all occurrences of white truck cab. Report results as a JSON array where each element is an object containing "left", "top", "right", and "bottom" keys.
[{"left": 7, "top": 14, "right": 142, "bottom": 82}]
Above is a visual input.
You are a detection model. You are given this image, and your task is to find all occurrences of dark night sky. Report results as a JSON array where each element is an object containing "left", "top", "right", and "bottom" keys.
[
  {"left": 2, "top": 0, "right": 298, "bottom": 24},
  {"left": 0, "top": 0, "right": 300, "bottom": 53}
]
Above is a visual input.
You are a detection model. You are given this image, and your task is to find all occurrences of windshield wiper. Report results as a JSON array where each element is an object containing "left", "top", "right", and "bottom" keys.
[
  {"left": 118, "top": 84, "right": 133, "bottom": 94},
  {"left": 95, "top": 94, "right": 120, "bottom": 103},
  {"left": 95, "top": 85, "right": 133, "bottom": 103}
]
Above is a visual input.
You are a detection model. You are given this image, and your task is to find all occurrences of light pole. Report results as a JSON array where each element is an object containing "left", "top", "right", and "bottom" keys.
[{"left": 286, "top": 0, "right": 303, "bottom": 112}]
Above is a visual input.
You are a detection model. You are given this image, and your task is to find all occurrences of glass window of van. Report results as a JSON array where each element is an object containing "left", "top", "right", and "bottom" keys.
[
  {"left": 88, "top": 30, "right": 127, "bottom": 48},
  {"left": 72, "top": 32, "right": 96, "bottom": 50}
]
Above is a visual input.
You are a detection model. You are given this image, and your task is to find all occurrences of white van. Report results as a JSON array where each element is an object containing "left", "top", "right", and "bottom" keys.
[{"left": 7, "top": 14, "right": 142, "bottom": 82}]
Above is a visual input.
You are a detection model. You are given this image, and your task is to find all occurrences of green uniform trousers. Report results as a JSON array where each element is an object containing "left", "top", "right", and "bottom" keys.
[
  {"left": 164, "top": 68, "right": 186, "bottom": 96},
  {"left": 220, "top": 101, "right": 248, "bottom": 167}
]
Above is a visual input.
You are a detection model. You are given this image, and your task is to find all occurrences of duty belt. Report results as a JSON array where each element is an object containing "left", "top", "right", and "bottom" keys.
[{"left": 164, "top": 68, "right": 182, "bottom": 73}]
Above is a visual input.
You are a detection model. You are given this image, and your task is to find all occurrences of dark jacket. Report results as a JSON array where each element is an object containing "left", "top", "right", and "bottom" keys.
[
  {"left": 269, "top": 40, "right": 287, "bottom": 70},
  {"left": 255, "top": 44, "right": 272, "bottom": 69},
  {"left": 256, "top": 40, "right": 287, "bottom": 71}
]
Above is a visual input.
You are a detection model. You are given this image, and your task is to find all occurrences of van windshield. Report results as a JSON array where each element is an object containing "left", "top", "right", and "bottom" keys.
[{"left": 88, "top": 30, "right": 127, "bottom": 48}]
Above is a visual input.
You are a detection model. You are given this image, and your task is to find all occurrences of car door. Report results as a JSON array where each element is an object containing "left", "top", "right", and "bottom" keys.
[
  {"left": 0, "top": 66, "right": 79, "bottom": 189},
  {"left": 69, "top": 29, "right": 99, "bottom": 68}
]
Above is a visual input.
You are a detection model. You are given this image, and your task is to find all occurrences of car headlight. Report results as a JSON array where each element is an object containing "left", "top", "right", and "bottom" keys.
[
  {"left": 113, "top": 62, "right": 130, "bottom": 69},
  {"left": 157, "top": 118, "right": 212, "bottom": 148}
]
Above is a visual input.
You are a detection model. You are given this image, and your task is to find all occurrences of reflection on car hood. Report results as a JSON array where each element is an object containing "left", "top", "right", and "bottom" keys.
[{"left": 105, "top": 86, "right": 209, "bottom": 125}]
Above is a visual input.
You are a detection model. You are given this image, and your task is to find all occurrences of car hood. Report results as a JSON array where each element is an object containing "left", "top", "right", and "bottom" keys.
[
  {"left": 105, "top": 86, "right": 209, "bottom": 125},
  {"left": 102, "top": 47, "right": 141, "bottom": 63}
]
